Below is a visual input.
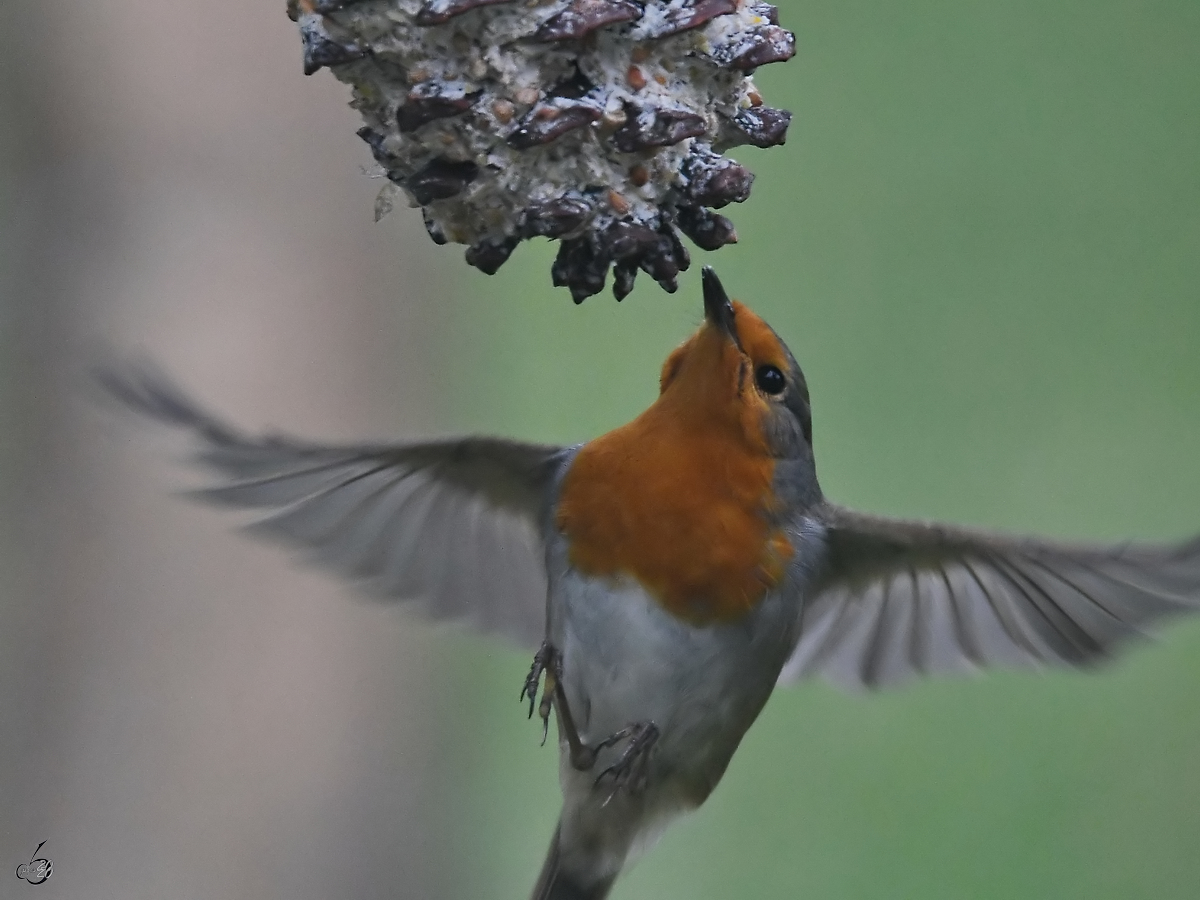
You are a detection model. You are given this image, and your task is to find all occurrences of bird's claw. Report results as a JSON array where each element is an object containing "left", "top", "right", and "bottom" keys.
[
  {"left": 521, "top": 641, "right": 561, "bottom": 746},
  {"left": 594, "top": 721, "right": 659, "bottom": 801}
]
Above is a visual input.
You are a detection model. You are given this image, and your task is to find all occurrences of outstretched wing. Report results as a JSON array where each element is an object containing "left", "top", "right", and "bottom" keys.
[
  {"left": 105, "top": 368, "right": 569, "bottom": 648},
  {"left": 780, "top": 504, "right": 1200, "bottom": 689}
]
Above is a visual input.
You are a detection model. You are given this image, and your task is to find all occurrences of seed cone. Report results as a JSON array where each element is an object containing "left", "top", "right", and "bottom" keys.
[{"left": 288, "top": 0, "right": 795, "bottom": 301}]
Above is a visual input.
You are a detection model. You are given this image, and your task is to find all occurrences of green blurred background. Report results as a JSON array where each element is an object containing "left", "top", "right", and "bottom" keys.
[{"left": 2, "top": 1, "right": 1198, "bottom": 898}]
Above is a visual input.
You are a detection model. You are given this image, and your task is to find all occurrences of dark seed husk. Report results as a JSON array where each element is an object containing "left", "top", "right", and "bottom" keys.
[
  {"left": 677, "top": 204, "right": 738, "bottom": 250},
  {"left": 552, "top": 238, "right": 608, "bottom": 303},
  {"left": 415, "top": 0, "right": 516, "bottom": 25},
  {"left": 549, "top": 68, "right": 597, "bottom": 100},
  {"left": 522, "top": 197, "right": 592, "bottom": 238},
  {"left": 507, "top": 101, "right": 602, "bottom": 150},
  {"left": 299, "top": 16, "right": 366, "bottom": 76},
  {"left": 604, "top": 221, "right": 666, "bottom": 261},
  {"left": 613, "top": 261, "right": 639, "bottom": 300},
  {"left": 612, "top": 105, "right": 707, "bottom": 152},
  {"left": 729, "top": 106, "right": 792, "bottom": 147},
  {"left": 397, "top": 85, "right": 483, "bottom": 132},
  {"left": 465, "top": 236, "right": 520, "bottom": 274},
  {"left": 682, "top": 150, "right": 753, "bottom": 208},
  {"left": 719, "top": 25, "right": 796, "bottom": 71},
  {"left": 644, "top": 0, "right": 735, "bottom": 38},
  {"left": 535, "top": 0, "right": 644, "bottom": 42},
  {"left": 639, "top": 249, "right": 679, "bottom": 292},
  {"left": 661, "top": 221, "right": 691, "bottom": 271},
  {"left": 604, "top": 220, "right": 687, "bottom": 294},
  {"left": 406, "top": 158, "right": 480, "bottom": 204},
  {"left": 693, "top": 164, "right": 753, "bottom": 206}
]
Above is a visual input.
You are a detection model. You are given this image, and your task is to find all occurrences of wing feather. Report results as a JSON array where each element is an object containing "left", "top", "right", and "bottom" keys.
[
  {"left": 781, "top": 505, "right": 1200, "bottom": 689},
  {"left": 105, "top": 367, "right": 567, "bottom": 648}
]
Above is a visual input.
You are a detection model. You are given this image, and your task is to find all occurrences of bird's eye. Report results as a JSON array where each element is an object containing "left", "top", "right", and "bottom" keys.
[{"left": 755, "top": 364, "right": 786, "bottom": 396}]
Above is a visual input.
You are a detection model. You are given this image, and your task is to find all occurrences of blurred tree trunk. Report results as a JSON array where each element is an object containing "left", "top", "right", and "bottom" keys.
[{"left": 0, "top": 2, "right": 453, "bottom": 898}]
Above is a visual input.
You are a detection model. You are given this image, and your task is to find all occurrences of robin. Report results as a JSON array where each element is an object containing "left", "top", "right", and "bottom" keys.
[{"left": 108, "top": 268, "right": 1200, "bottom": 900}]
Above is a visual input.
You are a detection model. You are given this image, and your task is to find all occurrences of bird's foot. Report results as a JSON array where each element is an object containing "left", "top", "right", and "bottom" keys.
[
  {"left": 594, "top": 721, "right": 659, "bottom": 801},
  {"left": 520, "top": 641, "right": 601, "bottom": 768},
  {"left": 520, "top": 641, "right": 561, "bottom": 746}
]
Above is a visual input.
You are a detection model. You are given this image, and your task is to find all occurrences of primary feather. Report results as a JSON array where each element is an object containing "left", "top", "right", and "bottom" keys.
[
  {"left": 101, "top": 367, "right": 567, "bottom": 648},
  {"left": 782, "top": 505, "right": 1200, "bottom": 689}
]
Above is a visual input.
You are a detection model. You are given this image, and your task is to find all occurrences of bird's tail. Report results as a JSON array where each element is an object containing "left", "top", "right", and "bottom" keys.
[{"left": 530, "top": 820, "right": 617, "bottom": 900}]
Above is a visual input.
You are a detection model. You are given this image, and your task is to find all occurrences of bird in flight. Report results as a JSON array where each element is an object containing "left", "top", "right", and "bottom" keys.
[{"left": 107, "top": 268, "right": 1200, "bottom": 900}]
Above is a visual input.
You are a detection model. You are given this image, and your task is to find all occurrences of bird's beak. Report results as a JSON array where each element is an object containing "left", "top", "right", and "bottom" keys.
[{"left": 701, "top": 267, "right": 740, "bottom": 348}]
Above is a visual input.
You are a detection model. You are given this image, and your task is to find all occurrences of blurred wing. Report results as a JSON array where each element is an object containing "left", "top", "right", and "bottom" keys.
[
  {"left": 105, "top": 368, "right": 568, "bottom": 648},
  {"left": 780, "top": 505, "right": 1200, "bottom": 689}
]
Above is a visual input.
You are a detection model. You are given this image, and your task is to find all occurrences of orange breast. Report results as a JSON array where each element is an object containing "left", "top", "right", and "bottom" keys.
[{"left": 556, "top": 328, "right": 793, "bottom": 625}]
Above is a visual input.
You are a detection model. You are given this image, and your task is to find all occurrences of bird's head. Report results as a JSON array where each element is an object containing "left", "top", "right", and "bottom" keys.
[{"left": 656, "top": 267, "right": 815, "bottom": 468}]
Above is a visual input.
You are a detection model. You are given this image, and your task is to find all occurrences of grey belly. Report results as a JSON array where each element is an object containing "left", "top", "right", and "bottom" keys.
[{"left": 552, "top": 571, "right": 798, "bottom": 799}]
